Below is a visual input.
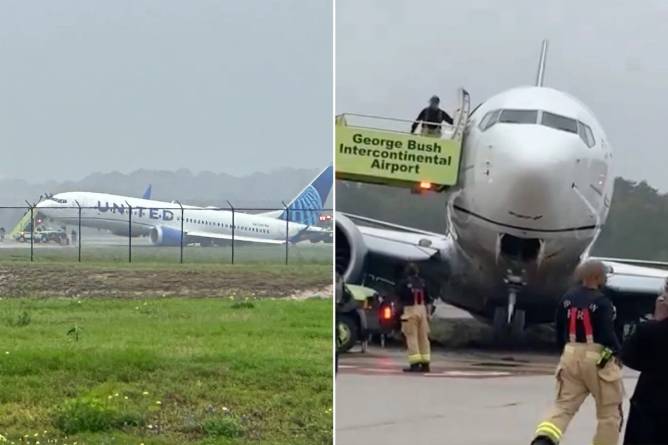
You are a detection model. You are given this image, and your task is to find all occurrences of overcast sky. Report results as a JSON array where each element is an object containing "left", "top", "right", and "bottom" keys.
[
  {"left": 0, "top": 0, "right": 332, "bottom": 181},
  {"left": 337, "top": 0, "right": 668, "bottom": 191}
]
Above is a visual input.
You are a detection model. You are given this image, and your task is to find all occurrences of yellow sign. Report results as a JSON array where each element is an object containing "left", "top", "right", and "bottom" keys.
[{"left": 335, "top": 125, "right": 462, "bottom": 188}]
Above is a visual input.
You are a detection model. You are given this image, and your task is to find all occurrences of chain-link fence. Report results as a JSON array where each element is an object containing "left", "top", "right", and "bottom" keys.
[{"left": 0, "top": 204, "right": 333, "bottom": 265}]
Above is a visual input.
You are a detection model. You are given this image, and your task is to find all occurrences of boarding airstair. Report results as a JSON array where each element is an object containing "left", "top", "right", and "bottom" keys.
[
  {"left": 8, "top": 208, "right": 34, "bottom": 239},
  {"left": 335, "top": 88, "right": 470, "bottom": 192}
]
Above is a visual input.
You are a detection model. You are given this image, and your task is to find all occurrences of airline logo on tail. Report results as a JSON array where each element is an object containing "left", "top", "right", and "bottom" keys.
[{"left": 280, "top": 166, "right": 333, "bottom": 225}]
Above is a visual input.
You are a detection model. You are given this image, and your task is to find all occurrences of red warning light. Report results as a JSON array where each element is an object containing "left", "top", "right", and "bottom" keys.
[
  {"left": 381, "top": 305, "right": 392, "bottom": 320},
  {"left": 419, "top": 181, "right": 432, "bottom": 190},
  {"left": 378, "top": 303, "right": 396, "bottom": 328}
]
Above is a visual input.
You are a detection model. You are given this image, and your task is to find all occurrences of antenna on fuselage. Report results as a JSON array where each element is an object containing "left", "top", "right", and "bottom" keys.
[{"left": 535, "top": 39, "right": 549, "bottom": 87}]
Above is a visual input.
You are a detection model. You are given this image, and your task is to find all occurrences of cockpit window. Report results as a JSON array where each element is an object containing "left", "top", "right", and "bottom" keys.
[
  {"left": 478, "top": 109, "right": 597, "bottom": 149},
  {"left": 541, "top": 111, "right": 578, "bottom": 134},
  {"left": 50, "top": 198, "right": 68, "bottom": 204},
  {"left": 478, "top": 109, "right": 501, "bottom": 131},
  {"left": 498, "top": 109, "right": 538, "bottom": 124},
  {"left": 577, "top": 121, "right": 596, "bottom": 148}
]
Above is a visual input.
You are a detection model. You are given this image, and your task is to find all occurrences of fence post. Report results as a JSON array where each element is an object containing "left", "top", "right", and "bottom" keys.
[
  {"left": 227, "top": 201, "right": 235, "bottom": 264},
  {"left": 125, "top": 201, "right": 132, "bottom": 263},
  {"left": 25, "top": 201, "right": 34, "bottom": 262},
  {"left": 74, "top": 200, "right": 82, "bottom": 262},
  {"left": 177, "top": 201, "right": 184, "bottom": 264},
  {"left": 282, "top": 201, "right": 289, "bottom": 265}
]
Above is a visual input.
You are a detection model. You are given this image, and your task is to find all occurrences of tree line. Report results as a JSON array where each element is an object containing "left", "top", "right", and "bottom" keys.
[{"left": 336, "top": 178, "right": 668, "bottom": 261}]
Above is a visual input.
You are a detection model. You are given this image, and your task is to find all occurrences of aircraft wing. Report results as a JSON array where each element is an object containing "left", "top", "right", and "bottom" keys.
[
  {"left": 186, "top": 230, "right": 285, "bottom": 245},
  {"left": 337, "top": 212, "right": 453, "bottom": 284},
  {"left": 358, "top": 225, "right": 449, "bottom": 262},
  {"left": 293, "top": 225, "right": 332, "bottom": 243},
  {"left": 592, "top": 257, "right": 668, "bottom": 318},
  {"left": 597, "top": 257, "right": 668, "bottom": 294}
]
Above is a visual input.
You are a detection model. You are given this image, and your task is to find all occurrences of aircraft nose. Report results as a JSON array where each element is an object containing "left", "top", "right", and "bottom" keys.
[
  {"left": 35, "top": 196, "right": 63, "bottom": 215},
  {"left": 485, "top": 127, "right": 584, "bottom": 221},
  {"left": 35, "top": 199, "right": 53, "bottom": 217}
]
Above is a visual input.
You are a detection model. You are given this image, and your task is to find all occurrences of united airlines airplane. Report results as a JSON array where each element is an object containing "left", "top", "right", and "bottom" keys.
[
  {"left": 336, "top": 42, "right": 668, "bottom": 342},
  {"left": 37, "top": 166, "right": 333, "bottom": 246}
]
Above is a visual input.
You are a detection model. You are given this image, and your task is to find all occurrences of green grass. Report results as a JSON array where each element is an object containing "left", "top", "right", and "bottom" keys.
[
  {"left": 0, "top": 243, "right": 332, "bottom": 265},
  {"left": 0, "top": 298, "right": 333, "bottom": 444}
]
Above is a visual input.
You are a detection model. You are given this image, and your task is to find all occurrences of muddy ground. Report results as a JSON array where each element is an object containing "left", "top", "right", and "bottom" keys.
[{"left": 0, "top": 263, "right": 332, "bottom": 298}]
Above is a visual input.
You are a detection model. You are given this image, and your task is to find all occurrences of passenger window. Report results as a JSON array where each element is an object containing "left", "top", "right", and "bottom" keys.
[
  {"left": 478, "top": 109, "right": 501, "bottom": 131},
  {"left": 498, "top": 109, "right": 538, "bottom": 124},
  {"left": 541, "top": 111, "right": 578, "bottom": 134}
]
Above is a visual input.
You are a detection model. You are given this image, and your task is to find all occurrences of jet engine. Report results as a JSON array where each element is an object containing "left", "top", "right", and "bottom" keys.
[
  {"left": 149, "top": 226, "right": 183, "bottom": 246},
  {"left": 335, "top": 213, "right": 368, "bottom": 283}
]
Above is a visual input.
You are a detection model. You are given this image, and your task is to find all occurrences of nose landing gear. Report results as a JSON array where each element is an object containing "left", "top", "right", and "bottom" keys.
[{"left": 492, "top": 272, "right": 527, "bottom": 344}]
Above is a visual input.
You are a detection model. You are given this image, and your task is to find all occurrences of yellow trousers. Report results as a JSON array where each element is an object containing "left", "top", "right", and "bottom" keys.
[
  {"left": 401, "top": 304, "right": 430, "bottom": 364},
  {"left": 534, "top": 343, "right": 624, "bottom": 445}
]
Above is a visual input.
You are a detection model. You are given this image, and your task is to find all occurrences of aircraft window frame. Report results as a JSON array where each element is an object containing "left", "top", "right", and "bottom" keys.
[
  {"left": 577, "top": 121, "right": 596, "bottom": 148},
  {"left": 498, "top": 109, "right": 539, "bottom": 125},
  {"left": 478, "top": 109, "right": 502, "bottom": 131},
  {"left": 541, "top": 111, "right": 578, "bottom": 134}
]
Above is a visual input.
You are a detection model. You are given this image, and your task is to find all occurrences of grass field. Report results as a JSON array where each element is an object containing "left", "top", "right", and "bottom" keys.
[
  {"left": 0, "top": 297, "right": 332, "bottom": 445},
  {"left": 0, "top": 243, "right": 332, "bottom": 265}
]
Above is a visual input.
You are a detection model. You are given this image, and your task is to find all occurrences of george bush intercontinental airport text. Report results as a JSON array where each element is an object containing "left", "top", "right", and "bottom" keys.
[{"left": 338, "top": 133, "right": 452, "bottom": 174}]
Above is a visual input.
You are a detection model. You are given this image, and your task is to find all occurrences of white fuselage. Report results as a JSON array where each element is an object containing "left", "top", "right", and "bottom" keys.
[
  {"left": 444, "top": 86, "right": 613, "bottom": 322},
  {"left": 36, "top": 192, "right": 309, "bottom": 244}
]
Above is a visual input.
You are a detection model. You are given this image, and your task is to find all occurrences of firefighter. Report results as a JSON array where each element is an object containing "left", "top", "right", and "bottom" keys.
[
  {"left": 531, "top": 260, "right": 623, "bottom": 445},
  {"left": 621, "top": 288, "right": 668, "bottom": 445},
  {"left": 396, "top": 263, "right": 432, "bottom": 372},
  {"left": 410, "top": 95, "right": 454, "bottom": 137}
]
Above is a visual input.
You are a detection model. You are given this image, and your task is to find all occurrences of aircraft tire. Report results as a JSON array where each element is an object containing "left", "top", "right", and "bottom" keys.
[
  {"left": 492, "top": 307, "right": 508, "bottom": 343},
  {"left": 510, "top": 309, "right": 527, "bottom": 344},
  {"left": 492, "top": 307, "right": 526, "bottom": 345}
]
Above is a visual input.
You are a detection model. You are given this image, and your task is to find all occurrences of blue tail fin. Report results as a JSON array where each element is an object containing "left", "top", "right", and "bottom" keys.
[
  {"left": 279, "top": 166, "right": 333, "bottom": 225},
  {"left": 142, "top": 185, "right": 152, "bottom": 200}
]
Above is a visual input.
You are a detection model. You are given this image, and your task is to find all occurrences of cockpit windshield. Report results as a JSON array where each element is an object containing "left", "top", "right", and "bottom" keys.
[
  {"left": 478, "top": 108, "right": 596, "bottom": 147},
  {"left": 47, "top": 197, "right": 68, "bottom": 204},
  {"left": 498, "top": 109, "right": 538, "bottom": 124},
  {"left": 541, "top": 111, "right": 577, "bottom": 134}
]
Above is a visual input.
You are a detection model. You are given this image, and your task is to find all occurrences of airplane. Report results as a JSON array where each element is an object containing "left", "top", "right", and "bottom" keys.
[
  {"left": 36, "top": 166, "right": 333, "bottom": 246},
  {"left": 336, "top": 41, "right": 668, "bottom": 342}
]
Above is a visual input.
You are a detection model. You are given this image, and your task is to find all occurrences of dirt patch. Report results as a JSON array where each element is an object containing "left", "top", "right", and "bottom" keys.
[
  {"left": 0, "top": 264, "right": 331, "bottom": 299},
  {"left": 430, "top": 316, "right": 558, "bottom": 351},
  {"left": 289, "top": 285, "right": 333, "bottom": 300}
]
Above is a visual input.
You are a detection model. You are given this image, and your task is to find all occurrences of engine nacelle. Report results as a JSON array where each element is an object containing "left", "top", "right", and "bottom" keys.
[
  {"left": 335, "top": 213, "right": 368, "bottom": 283},
  {"left": 149, "top": 226, "right": 183, "bottom": 246}
]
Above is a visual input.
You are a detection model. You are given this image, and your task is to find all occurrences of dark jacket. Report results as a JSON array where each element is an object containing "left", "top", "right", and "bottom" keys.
[
  {"left": 395, "top": 276, "right": 431, "bottom": 307},
  {"left": 554, "top": 286, "right": 621, "bottom": 352},
  {"left": 621, "top": 319, "right": 668, "bottom": 445},
  {"left": 411, "top": 107, "right": 453, "bottom": 133}
]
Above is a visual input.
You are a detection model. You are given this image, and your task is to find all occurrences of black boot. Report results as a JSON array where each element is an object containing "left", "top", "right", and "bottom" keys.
[
  {"left": 402, "top": 363, "right": 421, "bottom": 373},
  {"left": 530, "top": 436, "right": 556, "bottom": 445},
  {"left": 420, "top": 362, "right": 431, "bottom": 373}
]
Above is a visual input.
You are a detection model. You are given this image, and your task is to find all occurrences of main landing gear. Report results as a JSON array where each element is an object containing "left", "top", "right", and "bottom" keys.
[{"left": 492, "top": 272, "right": 527, "bottom": 344}]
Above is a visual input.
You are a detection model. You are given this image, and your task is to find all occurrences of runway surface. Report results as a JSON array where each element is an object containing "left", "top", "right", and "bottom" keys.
[
  {"left": 336, "top": 304, "right": 638, "bottom": 445},
  {"left": 337, "top": 346, "right": 637, "bottom": 445}
]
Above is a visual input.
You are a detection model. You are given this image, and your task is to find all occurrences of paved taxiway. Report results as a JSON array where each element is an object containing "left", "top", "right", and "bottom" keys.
[
  {"left": 337, "top": 347, "right": 637, "bottom": 445},
  {"left": 337, "top": 304, "right": 638, "bottom": 445}
]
